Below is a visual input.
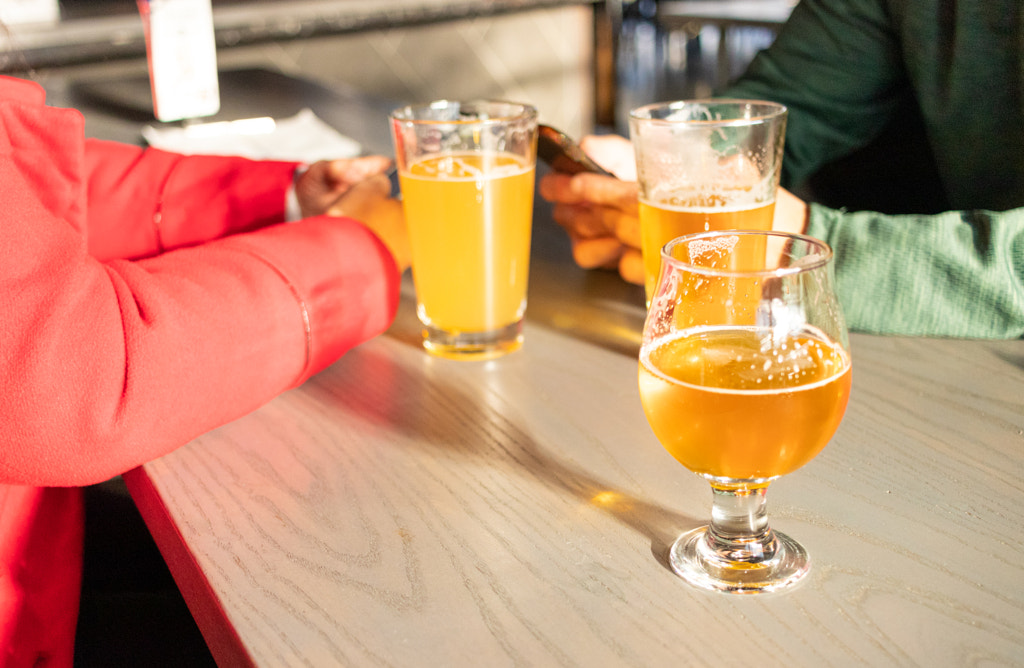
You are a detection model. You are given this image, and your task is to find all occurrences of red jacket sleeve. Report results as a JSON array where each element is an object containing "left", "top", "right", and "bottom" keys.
[
  {"left": 83, "top": 138, "right": 300, "bottom": 261},
  {"left": 2, "top": 202, "right": 399, "bottom": 486},
  {"left": 0, "top": 92, "right": 400, "bottom": 487}
]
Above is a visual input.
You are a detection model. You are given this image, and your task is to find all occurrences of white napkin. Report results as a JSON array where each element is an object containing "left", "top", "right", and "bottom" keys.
[{"left": 141, "top": 108, "right": 362, "bottom": 162}]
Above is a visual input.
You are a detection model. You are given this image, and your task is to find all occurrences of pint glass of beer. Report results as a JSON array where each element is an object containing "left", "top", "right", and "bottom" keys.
[
  {"left": 629, "top": 100, "right": 787, "bottom": 304},
  {"left": 389, "top": 101, "right": 538, "bottom": 360}
]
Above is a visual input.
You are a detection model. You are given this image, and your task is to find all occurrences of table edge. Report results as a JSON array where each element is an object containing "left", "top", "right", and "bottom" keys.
[{"left": 123, "top": 465, "right": 256, "bottom": 668}]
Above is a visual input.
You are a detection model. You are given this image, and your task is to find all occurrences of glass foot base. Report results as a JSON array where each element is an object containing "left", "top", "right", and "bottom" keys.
[
  {"left": 668, "top": 526, "right": 810, "bottom": 594},
  {"left": 422, "top": 320, "right": 523, "bottom": 361}
]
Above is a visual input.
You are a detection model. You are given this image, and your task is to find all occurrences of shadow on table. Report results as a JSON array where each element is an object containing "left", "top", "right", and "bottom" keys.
[
  {"left": 990, "top": 342, "right": 1024, "bottom": 371},
  {"left": 384, "top": 278, "right": 646, "bottom": 362},
  {"left": 314, "top": 344, "right": 701, "bottom": 574},
  {"left": 518, "top": 440, "right": 701, "bottom": 572}
]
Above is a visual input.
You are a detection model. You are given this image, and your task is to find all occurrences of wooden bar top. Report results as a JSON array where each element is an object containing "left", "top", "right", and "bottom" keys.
[{"left": 125, "top": 274, "right": 1024, "bottom": 665}]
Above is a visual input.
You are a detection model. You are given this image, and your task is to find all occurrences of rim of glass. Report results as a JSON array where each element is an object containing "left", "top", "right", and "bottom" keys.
[
  {"left": 629, "top": 99, "right": 787, "bottom": 127},
  {"left": 389, "top": 99, "right": 538, "bottom": 125},
  {"left": 661, "top": 230, "right": 833, "bottom": 278}
]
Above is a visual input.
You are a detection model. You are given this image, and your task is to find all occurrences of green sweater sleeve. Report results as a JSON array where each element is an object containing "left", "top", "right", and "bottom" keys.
[{"left": 807, "top": 205, "right": 1024, "bottom": 338}]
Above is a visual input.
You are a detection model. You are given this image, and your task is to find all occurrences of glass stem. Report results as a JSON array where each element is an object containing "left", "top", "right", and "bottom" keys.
[{"left": 705, "top": 483, "right": 778, "bottom": 564}]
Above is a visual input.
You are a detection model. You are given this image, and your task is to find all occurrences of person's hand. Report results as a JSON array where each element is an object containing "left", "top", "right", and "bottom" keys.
[
  {"left": 327, "top": 174, "right": 411, "bottom": 273},
  {"left": 538, "top": 133, "right": 809, "bottom": 284},
  {"left": 538, "top": 134, "right": 644, "bottom": 285},
  {"left": 772, "top": 186, "right": 809, "bottom": 235},
  {"left": 295, "top": 155, "right": 393, "bottom": 219}
]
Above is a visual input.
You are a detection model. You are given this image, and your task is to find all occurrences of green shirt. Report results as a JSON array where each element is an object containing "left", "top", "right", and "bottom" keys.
[{"left": 725, "top": 0, "right": 1024, "bottom": 338}]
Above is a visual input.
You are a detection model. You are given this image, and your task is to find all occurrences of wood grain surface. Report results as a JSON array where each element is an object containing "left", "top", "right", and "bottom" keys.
[{"left": 126, "top": 285, "right": 1024, "bottom": 667}]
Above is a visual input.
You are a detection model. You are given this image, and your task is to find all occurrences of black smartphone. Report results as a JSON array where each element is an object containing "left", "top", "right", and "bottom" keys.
[
  {"left": 387, "top": 165, "right": 402, "bottom": 198},
  {"left": 537, "top": 124, "right": 615, "bottom": 177}
]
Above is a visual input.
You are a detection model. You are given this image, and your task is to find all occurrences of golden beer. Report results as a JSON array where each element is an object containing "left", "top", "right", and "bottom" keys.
[
  {"left": 638, "top": 325, "right": 851, "bottom": 481},
  {"left": 400, "top": 151, "right": 535, "bottom": 333},
  {"left": 639, "top": 196, "right": 775, "bottom": 301}
]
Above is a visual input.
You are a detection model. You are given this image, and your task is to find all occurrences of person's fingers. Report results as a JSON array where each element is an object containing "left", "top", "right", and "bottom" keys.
[
  {"left": 569, "top": 173, "right": 639, "bottom": 213},
  {"left": 571, "top": 235, "right": 624, "bottom": 269},
  {"left": 538, "top": 172, "right": 576, "bottom": 203},
  {"left": 349, "top": 172, "right": 391, "bottom": 199},
  {"left": 325, "top": 175, "right": 410, "bottom": 272},
  {"left": 327, "top": 155, "right": 393, "bottom": 185},
  {"left": 541, "top": 171, "right": 638, "bottom": 214},
  {"left": 612, "top": 211, "right": 642, "bottom": 249},
  {"left": 549, "top": 202, "right": 573, "bottom": 228},
  {"left": 367, "top": 198, "right": 411, "bottom": 273},
  {"left": 618, "top": 248, "right": 645, "bottom": 285},
  {"left": 326, "top": 173, "right": 391, "bottom": 217},
  {"left": 551, "top": 203, "right": 613, "bottom": 238}
]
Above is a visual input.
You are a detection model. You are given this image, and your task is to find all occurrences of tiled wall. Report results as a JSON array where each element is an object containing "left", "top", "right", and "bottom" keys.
[{"left": 217, "top": 5, "right": 596, "bottom": 138}]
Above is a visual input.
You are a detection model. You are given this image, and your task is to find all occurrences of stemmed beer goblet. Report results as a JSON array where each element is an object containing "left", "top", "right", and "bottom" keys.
[{"left": 638, "top": 230, "right": 852, "bottom": 593}]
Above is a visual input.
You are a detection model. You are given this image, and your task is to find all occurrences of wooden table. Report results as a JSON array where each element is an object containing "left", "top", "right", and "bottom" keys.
[{"left": 125, "top": 230, "right": 1024, "bottom": 666}]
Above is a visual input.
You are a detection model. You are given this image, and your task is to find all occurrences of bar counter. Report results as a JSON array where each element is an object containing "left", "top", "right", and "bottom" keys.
[
  {"left": 124, "top": 286, "right": 1024, "bottom": 666},
  {"left": 47, "top": 69, "right": 1024, "bottom": 666}
]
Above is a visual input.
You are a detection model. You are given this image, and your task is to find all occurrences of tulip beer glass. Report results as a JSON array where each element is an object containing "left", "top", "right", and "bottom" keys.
[
  {"left": 629, "top": 100, "right": 787, "bottom": 304},
  {"left": 638, "top": 230, "right": 851, "bottom": 593},
  {"left": 390, "top": 100, "right": 538, "bottom": 360}
]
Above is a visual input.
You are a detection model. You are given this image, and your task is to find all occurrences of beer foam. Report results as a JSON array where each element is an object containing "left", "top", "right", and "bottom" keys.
[
  {"left": 407, "top": 152, "right": 532, "bottom": 181},
  {"left": 448, "top": 155, "right": 483, "bottom": 178},
  {"left": 639, "top": 325, "right": 850, "bottom": 396},
  {"left": 641, "top": 196, "right": 771, "bottom": 214},
  {"left": 686, "top": 234, "right": 739, "bottom": 261}
]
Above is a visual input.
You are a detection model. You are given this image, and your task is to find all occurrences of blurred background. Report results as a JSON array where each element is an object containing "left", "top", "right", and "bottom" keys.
[{"left": 1, "top": 0, "right": 793, "bottom": 140}]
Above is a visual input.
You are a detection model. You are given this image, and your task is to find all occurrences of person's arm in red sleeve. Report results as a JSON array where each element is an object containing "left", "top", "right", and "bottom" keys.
[
  {"left": 82, "top": 138, "right": 298, "bottom": 261},
  {"left": 82, "top": 139, "right": 396, "bottom": 262},
  {"left": 2, "top": 81, "right": 403, "bottom": 487},
  {"left": 3, "top": 133, "right": 401, "bottom": 487},
  {"left": 2, "top": 199, "right": 400, "bottom": 487}
]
